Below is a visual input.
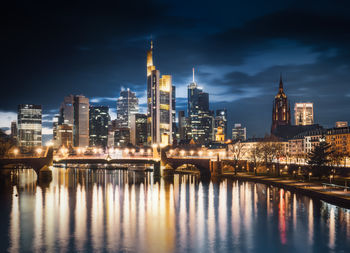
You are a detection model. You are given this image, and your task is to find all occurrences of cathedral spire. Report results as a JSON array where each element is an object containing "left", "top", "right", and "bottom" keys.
[{"left": 279, "top": 73, "right": 284, "bottom": 92}]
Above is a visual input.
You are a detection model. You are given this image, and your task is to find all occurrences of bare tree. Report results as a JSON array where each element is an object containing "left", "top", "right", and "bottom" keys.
[{"left": 228, "top": 141, "right": 247, "bottom": 175}]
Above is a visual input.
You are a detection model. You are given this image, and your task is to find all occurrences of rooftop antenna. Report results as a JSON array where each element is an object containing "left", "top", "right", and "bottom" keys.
[{"left": 192, "top": 67, "right": 195, "bottom": 83}]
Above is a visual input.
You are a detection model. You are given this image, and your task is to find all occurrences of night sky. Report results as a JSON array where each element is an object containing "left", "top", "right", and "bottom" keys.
[{"left": 2, "top": 0, "right": 350, "bottom": 141}]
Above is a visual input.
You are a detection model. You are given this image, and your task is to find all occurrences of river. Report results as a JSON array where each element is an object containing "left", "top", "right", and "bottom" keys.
[{"left": 0, "top": 166, "right": 349, "bottom": 252}]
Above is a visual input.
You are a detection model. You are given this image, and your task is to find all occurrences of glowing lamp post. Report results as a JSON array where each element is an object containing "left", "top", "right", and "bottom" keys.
[
  {"left": 36, "top": 148, "right": 43, "bottom": 157},
  {"left": 13, "top": 148, "right": 19, "bottom": 158}
]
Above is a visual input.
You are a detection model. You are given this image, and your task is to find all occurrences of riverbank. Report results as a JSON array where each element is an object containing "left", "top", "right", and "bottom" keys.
[{"left": 222, "top": 173, "right": 350, "bottom": 209}]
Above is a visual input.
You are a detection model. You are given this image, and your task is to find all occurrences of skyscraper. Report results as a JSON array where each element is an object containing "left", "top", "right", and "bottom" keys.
[
  {"left": 171, "top": 85, "right": 177, "bottom": 141},
  {"left": 130, "top": 113, "right": 147, "bottom": 146},
  {"left": 188, "top": 68, "right": 213, "bottom": 145},
  {"left": 271, "top": 75, "right": 291, "bottom": 133},
  {"left": 116, "top": 89, "right": 139, "bottom": 128},
  {"left": 59, "top": 95, "right": 74, "bottom": 125},
  {"left": 89, "top": 106, "right": 110, "bottom": 148},
  {"left": 146, "top": 41, "right": 173, "bottom": 145},
  {"left": 232, "top": 123, "right": 247, "bottom": 141},
  {"left": 10, "top": 120, "right": 17, "bottom": 143},
  {"left": 178, "top": 110, "right": 191, "bottom": 141},
  {"left": 294, "top": 102, "right": 314, "bottom": 126},
  {"left": 73, "top": 95, "right": 89, "bottom": 147},
  {"left": 17, "top": 104, "right": 42, "bottom": 148},
  {"left": 60, "top": 95, "right": 90, "bottom": 147}
]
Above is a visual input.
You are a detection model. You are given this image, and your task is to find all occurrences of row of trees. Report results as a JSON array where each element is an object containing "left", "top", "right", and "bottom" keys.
[{"left": 228, "top": 134, "right": 349, "bottom": 178}]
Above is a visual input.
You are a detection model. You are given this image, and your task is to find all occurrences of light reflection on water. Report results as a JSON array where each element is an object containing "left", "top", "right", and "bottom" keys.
[{"left": 1, "top": 167, "right": 350, "bottom": 252}]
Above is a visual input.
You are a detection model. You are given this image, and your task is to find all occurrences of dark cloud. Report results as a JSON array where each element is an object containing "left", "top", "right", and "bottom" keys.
[{"left": 1, "top": 0, "right": 350, "bottom": 138}]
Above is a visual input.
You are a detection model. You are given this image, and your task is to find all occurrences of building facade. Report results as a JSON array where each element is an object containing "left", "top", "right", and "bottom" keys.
[
  {"left": 232, "top": 123, "right": 247, "bottom": 142},
  {"left": 294, "top": 102, "right": 314, "bottom": 126},
  {"left": 130, "top": 113, "right": 147, "bottom": 147},
  {"left": 59, "top": 95, "right": 89, "bottom": 147},
  {"left": 116, "top": 89, "right": 139, "bottom": 128},
  {"left": 10, "top": 120, "right": 17, "bottom": 143},
  {"left": 271, "top": 75, "right": 291, "bottom": 133},
  {"left": 73, "top": 95, "right": 89, "bottom": 147},
  {"left": 215, "top": 109, "right": 227, "bottom": 141},
  {"left": 326, "top": 127, "right": 350, "bottom": 154},
  {"left": 114, "top": 128, "right": 131, "bottom": 148},
  {"left": 17, "top": 104, "right": 42, "bottom": 148},
  {"left": 187, "top": 68, "right": 213, "bottom": 145},
  {"left": 146, "top": 41, "right": 173, "bottom": 145},
  {"left": 89, "top": 106, "right": 110, "bottom": 148},
  {"left": 56, "top": 124, "right": 73, "bottom": 148}
]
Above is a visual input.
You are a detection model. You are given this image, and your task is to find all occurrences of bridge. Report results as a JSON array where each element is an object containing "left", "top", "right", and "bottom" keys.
[
  {"left": 56, "top": 157, "right": 161, "bottom": 177},
  {"left": 0, "top": 147, "right": 54, "bottom": 175}
]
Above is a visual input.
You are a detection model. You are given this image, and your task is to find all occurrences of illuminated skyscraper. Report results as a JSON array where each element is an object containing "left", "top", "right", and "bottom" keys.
[
  {"left": 60, "top": 95, "right": 90, "bottom": 147},
  {"left": 146, "top": 41, "right": 173, "bottom": 145},
  {"left": 188, "top": 68, "right": 213, "bottom": 145},
  {"left": 271, "top": 75, "right": 291, "bottom": 133},
  {"left": 73, "top": 95, "right": 89, "bottom": 147},
  {"left": 294, "top": 102, "right": 314, "bottom": 126},
  {"left": 89, "top": 106, "right": 110, "bottom": 148},
  {"left": 116, "top": 89, "right": 139, "bottom": 128},
  {"left": 17, "top": 104, "right": 42, "bottom": 148}
]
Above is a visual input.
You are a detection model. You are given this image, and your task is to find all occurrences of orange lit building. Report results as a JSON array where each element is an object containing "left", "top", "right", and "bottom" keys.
[{"left": 326, "top": 127, "right": 350, "bottom": 154}]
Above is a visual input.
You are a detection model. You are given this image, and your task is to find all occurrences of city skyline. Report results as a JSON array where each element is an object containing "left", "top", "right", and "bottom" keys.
[{"left": 2, "top": 1, "right": 350, "bottom": 140}]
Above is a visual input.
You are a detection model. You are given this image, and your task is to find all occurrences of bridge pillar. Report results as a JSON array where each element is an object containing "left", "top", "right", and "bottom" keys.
[
  {"left": 153, "top": 161, "right": 161, "bottom": 181},
  {"left": 211, "top": 161, "right": 222, "bottom": 176},
  {"left": 38, "top": 165, "right": 52, "bottom": 182}
]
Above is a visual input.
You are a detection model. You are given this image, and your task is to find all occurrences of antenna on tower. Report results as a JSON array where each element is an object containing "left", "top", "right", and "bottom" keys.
[{"left": 192, "top": 67, "right": 195, "bottom": 82}]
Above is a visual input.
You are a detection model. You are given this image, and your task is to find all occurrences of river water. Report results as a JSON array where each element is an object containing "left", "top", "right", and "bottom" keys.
[{"left": 0, "top": 167, "right": 349, "bottom": 252}]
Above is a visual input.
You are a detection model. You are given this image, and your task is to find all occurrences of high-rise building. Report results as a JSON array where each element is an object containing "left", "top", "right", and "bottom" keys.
[
  {"left": 178, "top": 111, "right": 191, "bottom": 141},
  {"left": 60, "top": 95, "right": 90, "bottom": 147},
  {"left": 232, "top": 123, "right": 246, "bottom": 141},
  {"left": 56, "top": 124, "right": 73, "bottom": 148},
  {"left": 17, "top": 104, "right": 42, "bottom": 148},
  {"left": 294, "top": 102, "right": 314, "bottom": 126},
  {"left": 89, "top": 106, "right": 110, "bottom": 148},
  {"left": 171, "top": 85, "right": 177, "bottom": 141},
  {"left": 114, "top": 128, "right": 130, "bottom": 148},
  {"left": 52, "top": 115, "right": 59, "bottom": 145},
  {"left": 215, "top": 109, "right": 227, "bottom": 141},
  {"left": 146, "top": 41, "right": 173, "bottom": 145},
  {"left": 10, "top": 120, "right": 17, "bottom": 143},
  {"left": 335, "top": 121, "right": 348, "bottom": 128},
  {"left": 116, "top": 89, "right": 139, "bottom": 128},
  {"left": 188, "top": 68, "right": 213, "bottom": 145},
  {"left": 73, "top": 95, "right": 89, "bottom": 147},
  {"left": 130, "top": 113, "right": 147, "bottom": 146},
  {"left": 59, "top": 95, "right": 74, "bottom": 125},
  {"left": 271, "top": 75, "right": 291, "bottom": 133}
]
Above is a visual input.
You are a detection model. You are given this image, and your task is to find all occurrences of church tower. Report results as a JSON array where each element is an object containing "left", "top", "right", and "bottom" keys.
[{"left": 271, "top": 75, "right": 291, "bottom": 133}]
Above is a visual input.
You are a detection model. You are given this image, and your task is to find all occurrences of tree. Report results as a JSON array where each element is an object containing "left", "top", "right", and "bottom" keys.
[
  {"left": 307, "top": 141, "right": 332, "bottom": 179},
  {"left": 0, "top": 130, "right": 16, "bottom": 158},
  {"left": 228, "top": 141, "right": 246, "bottom": 175},
  {"left": 249, "top": 145, "right": 262, "bottom": 175},
  {"left": 257, "top": 135, "right": 284, "bottom": 175}
]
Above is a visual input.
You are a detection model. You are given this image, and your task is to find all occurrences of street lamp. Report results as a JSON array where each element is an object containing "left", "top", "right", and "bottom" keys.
[
  {"left": 13, "top": 148, "right": 19, "bottom": 157},
  {"left": 36, "top": 148, "right": 43, "bottom": 156}
]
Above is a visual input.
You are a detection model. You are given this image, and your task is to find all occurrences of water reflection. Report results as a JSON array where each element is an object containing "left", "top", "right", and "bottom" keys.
[{"left": 3, "top": 167, "right": 350, "bottom": 252}]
